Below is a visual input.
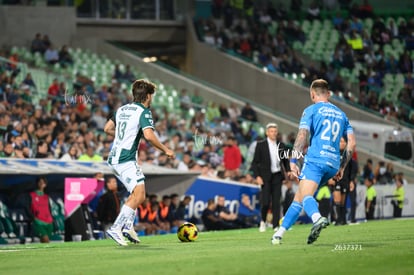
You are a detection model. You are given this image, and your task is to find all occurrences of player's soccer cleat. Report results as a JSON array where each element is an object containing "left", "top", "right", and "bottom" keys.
[
  {"left": 307, "top": 217, "right": 329, "bottom": 244},
  {"left": 122, "top": 228, "right": 141, "bottom": 244},
  {"left": 259, "top": 221, "right": 266, "bottom": 232},
  {"left": 106, "top": 228, "right": 128, "bottom": 246},
  {"left": 271, "top": 236, "right": 282, "bottom": 245}
]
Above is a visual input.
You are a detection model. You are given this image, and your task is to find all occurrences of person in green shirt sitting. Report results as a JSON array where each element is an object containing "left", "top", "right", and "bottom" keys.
[
  {"left": 391, "top": 179, "right": 405, "bottom": 218},
  {"left": 364, "top": 175, "right": 376, "bottom": 220},
  {"left": 78, "top": 144, "right": 103, "bottom": 162}
]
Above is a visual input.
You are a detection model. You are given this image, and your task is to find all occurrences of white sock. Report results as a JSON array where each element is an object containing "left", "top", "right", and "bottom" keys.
[
  {"left": 311, "top": 213, "right": 322, "bottom": 223},
  {"left": 112, "top": 205, "right": 135, "bottom": 230},
  {"left": 124, "top": 209, "right": 137, "bottom": 230},
  {"left": 274, "top": 227, "right": 286, "bottom": 238}
]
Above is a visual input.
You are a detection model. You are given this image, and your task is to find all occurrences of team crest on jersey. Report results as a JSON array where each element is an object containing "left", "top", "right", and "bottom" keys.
[{"left": 126, "top": 177, "right": 131, "bottom": 183}]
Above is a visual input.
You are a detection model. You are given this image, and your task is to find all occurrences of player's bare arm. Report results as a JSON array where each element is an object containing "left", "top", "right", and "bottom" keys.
[
  {"left": 290, "top": 128, "right": 308, "bottom": 178},
  {"left": 334, "top": 133, "right": 356, "bottom": 181},
  {"left": 104, "top": 120, "right": 115, "bottom": 136},
  {"left": 293, "top": 128, "right": 308, "bottom": 156},
  {"left": 143, "top": 128, "right": 175, "bottom": 158}
]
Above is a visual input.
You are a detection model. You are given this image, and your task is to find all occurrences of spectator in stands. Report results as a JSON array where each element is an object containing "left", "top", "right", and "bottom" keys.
[
  {"left": 223, "top": 136, "right": 242, "bottom": 178},
  {"left": 0, "top": 142, "right": 14, "bottom": 157},
  {"left": 0, "top": 113, "right": 10, "bottom": 142},
  {"left": 191, "top": 89, "right": 203, "bottom": 108},
  {"left": 42, "top": 35, "right": 52, "bottom": 50},
  {"left": 241, "top": 102, "right": 257, "bottom": 122},
  {"left": 28, "top": 177, "right": 54, "bottom": 243},
  {"left": 179, "top": 89, "right": 192, "bottom": 110},
  {"left": 228, "top": 102, "right": 241, "bottom": 121},
  {"left": 398, "top": 51, "right": 413, "bottom": 74},
  {"left": 307, "top": 0, "right": 321, "bottom": 21},
  {"left": 60, "top": 144, "right": 78, "bottom": 161},
  {"left": 35, "top": 140, "right": 50, "bottom": 158},
  {"left": 78, "top": 144, "right": 103, "bottom": 162},
  {"left": 21, "top": 73, "right": 36, "bottom": 89},
  {"left": 177, "top": 152, "right": 192, "bottom": 171},
  {"left": 58, "top": 45, "right": 73, "bottom": 67},
  {"left": 122, "top": 65, "right": 135, "bottom": 83},
  {"left": 374, "top": 161, "right": 388, "bottom": 184},
  {"left": 44, "top": 44, "right": 59, "bottom": 65},
  {"left": 97, "top": 176, "right": 120, "bottom": 235},
  {"left": 30, "top": 33, "right": 45, "bottom": 54},
  {"left": 332, "top": 11, "right": 344, "bottom": 29},
  {"left": 206, "top": 102, "right": 220, "bottom": 121},
  {"left": 113, "top": 64, "right": 122, "bottom": 81}
]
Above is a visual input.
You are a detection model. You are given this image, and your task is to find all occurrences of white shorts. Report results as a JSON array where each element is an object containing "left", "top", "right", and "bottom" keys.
[{"left": 109, "top": 161, "right": 145, "bottom": 193}]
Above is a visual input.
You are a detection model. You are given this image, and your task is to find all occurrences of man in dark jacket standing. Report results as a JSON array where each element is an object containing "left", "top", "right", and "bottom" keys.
[
  {"left": 97, "top": 176, "right": 120, "bottom": 235},
  {"left": 251, "top": 123, "right": 291, "bottom": 232}
]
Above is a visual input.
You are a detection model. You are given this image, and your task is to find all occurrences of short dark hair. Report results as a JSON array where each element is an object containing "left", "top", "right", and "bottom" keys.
[
  {"left": 132, "top": 79, "right": 156, "bottom": 103},
  {"left": 310, "top": 79, "right": 329, "bottom": 95},
  {"left": 36, "top": 176, "right": 47, "bottom": 185}
]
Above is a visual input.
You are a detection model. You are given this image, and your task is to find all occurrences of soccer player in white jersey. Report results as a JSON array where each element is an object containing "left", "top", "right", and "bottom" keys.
[
  {"left": 104, "top": 79, "right": 175, "bottom": 246},
  {"left": 272, "top": 79, "right": 356, "bottom": 245}
]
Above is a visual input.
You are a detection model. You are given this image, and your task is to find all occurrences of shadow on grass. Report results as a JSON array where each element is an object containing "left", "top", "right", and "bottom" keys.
[{"left": 121, "top": 244, "right": 167, "bottom": 251}]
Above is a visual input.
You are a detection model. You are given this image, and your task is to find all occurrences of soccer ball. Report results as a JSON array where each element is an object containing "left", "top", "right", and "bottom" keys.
[{"left": 177, "top": 222, "right": 198, "bottom": 242}]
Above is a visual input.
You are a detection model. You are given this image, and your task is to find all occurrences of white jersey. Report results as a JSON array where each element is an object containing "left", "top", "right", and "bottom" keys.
[{"left": 108, "top": 102, "right": 154, "bottom": 165}]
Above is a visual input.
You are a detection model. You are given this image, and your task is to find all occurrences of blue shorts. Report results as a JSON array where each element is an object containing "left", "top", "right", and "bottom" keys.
[{"left": 299, "top": 161, "right": 338, "bottom": 187}]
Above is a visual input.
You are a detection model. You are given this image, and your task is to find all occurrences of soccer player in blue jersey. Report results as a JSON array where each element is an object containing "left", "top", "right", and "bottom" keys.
[{"left": 272, "top": 79, "right": 356, "bottom": 245}]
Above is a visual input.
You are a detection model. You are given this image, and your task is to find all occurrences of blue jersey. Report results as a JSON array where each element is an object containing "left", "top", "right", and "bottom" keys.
[{"left": 299, "top": 102, "right": 353, "bottom": 170}]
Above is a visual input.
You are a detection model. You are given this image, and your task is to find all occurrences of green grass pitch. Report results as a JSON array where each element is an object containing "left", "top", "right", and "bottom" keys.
[{"left": 1, "top": 219, "right": 414, "bottom": 275}]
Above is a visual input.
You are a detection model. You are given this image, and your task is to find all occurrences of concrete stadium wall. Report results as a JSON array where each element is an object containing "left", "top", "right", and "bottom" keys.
[
  {"left": 0, "top": 6, "right": 77, "bottom": 48},
  {"left": 75, "top": 19, "right": 186, "bottom": 44},
  {"left": 0, "top": 6, "right": 186, "bottom": 50}
]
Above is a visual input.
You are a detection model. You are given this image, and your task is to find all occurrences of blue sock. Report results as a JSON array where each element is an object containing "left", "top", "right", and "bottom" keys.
[
  {"left": 303, "top": 195, "right": 321, "bottom": 223},
  {"left": 281, "top": 201, "right": 303, "bottom": 230}
]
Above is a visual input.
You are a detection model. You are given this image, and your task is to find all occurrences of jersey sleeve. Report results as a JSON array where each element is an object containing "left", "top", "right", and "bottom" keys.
[
  {"left": 299, "top": 106, "right": 313, "bottom": 131},
  {"left": 140, "top": 108, "right": 155, "bottom": 130}
]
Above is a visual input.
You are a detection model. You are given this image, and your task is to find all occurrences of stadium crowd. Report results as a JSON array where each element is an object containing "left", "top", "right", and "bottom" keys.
[
  {"left": 0, "top": 32, "right": 298, "bottom": 185},
  {"left": 195, "top": 0, "right": 414, "bottom": 126}
]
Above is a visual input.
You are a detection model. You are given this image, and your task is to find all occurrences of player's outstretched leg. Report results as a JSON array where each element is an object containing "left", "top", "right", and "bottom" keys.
[{"left": 271, "top": 201, "right": 303, "bottom": 245}]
